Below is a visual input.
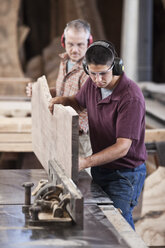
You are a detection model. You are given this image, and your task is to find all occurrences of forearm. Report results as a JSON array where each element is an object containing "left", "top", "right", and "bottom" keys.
[
  {"left": 48, "top": 95, "right": 83, "bottom": 114},
  {"left": 80, "top": 138, "right": 132, "bottom": 170}
]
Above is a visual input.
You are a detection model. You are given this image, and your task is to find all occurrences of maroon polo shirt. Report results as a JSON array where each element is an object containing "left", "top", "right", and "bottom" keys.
[{"left": 75, "top": 72, "right": 147, "bottom": 169}]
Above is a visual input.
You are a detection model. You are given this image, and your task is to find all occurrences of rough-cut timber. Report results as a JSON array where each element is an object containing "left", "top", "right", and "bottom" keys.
[{"left": 31, "top": 76, "right": 79, "bottom": 181}]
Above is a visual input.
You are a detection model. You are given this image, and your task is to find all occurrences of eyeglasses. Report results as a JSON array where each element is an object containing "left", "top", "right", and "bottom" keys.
[{"left": 88, "top": 64, "right": 114, "bottom": 77}]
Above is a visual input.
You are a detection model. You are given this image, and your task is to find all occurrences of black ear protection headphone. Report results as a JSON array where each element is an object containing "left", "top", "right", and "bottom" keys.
[
  {"left": 61, "top": 33, "right": 93, "bottom": 48},
  {"left": 83, "top": 40, "right": 124, "bottom": 76}
]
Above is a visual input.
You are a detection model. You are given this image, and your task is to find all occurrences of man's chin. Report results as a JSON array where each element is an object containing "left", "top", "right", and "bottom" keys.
[
  {"left": 70, "top": 55, "right": 80, "bottom": 61},
  {"left": 96, "top": 83, "right": 106, "bottom": 88}
]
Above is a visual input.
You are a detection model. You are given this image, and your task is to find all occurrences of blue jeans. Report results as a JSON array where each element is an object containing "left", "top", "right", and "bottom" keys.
[{"left": 91, "top": 163, "right": 146, "bottom": 230}]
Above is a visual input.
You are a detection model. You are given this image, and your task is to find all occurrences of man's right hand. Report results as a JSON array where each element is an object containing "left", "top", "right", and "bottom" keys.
[
  {"left": 48, "top": 96, "right": 67, "bottom": 114},
  {"left": 26, "top": 82, "right": 33, "bottom": 97}
]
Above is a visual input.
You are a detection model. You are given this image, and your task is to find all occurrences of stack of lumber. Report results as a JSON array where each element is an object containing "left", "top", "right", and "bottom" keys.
[
  {"left": 0, "top": 78, "right": 33, "bottom": 153},
  {"left": 139, "top": 81, "right": 165, "bottom": 129},
  {"left": 0, "top": 117, "right": 32, "bottom": 152}
]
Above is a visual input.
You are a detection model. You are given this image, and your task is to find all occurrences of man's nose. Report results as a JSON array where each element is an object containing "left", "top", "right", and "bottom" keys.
[
  {"left": 72, "top": 45, "right": 79, "bottom": 52},
  {"left": 95, "top": 73, "right": 102, "bottom": 82}
]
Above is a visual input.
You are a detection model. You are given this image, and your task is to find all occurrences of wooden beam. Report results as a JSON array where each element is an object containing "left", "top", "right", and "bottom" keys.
[
  {"left": 0, "top": 143, "right": 32, "bottom": 152},
  {"left": 31, "top": 76, "right": 79, "bottom": 182},
  {"left": 0, "top": 117, "right": 32, "bottom": 152},
  {"left": 145, "top": 129, "right": 165, "bottom": 142},
  {"left": 145, "top": 98, "right": 165, "bottom": 123},
  {"left": 0, "top": 101, "right": 31, "bottom": 117},
  {"left": 0, "top": 117, "right": 31, "bottom": 132},
  {"left": 0, "top": 133, "right": 31, "bottom": 143}
]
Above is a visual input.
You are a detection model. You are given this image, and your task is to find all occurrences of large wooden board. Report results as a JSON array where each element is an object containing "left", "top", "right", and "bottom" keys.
[{"left": 32, "top": 76, "right": 79, "bottom": 181}]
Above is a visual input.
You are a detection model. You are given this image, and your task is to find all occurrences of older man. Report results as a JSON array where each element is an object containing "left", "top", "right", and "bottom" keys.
[{"left": 26, "top": 19, "right": 93, "bottom": 157}]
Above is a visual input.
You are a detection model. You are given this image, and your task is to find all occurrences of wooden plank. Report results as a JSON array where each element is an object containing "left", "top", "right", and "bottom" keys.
[
  {"left": 32, "top": 76, "right": 79, "bottom": 181},
  {"left": 0, "top": 101, "right": 31, "bottom": 117},
  {"left": 145, "top": 129, "right": 165, "bottom": 142},
  {"left": 0, "top": 133, "right": 31, "bottom": 142},
  {"left": 0, "top": 117, "right": 31, "bottom": 132},
  {"left": 101, "top": 205, "right": 147, "bottom": 248},
  {"left": 145, "top": 115, "right": 165, "bottom": 129},
  {"left": 0, "top": 143, "right": 32, "bottom": 152},
  {"left": 145, "top": 98, "right": 165, "bottom": 123},
  {"left": 139, "top": 82, "right": 165, "bottom": 104}
]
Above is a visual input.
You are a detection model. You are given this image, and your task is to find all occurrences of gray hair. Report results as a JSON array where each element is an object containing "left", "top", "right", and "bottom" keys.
[{"left": 64, "top": 19, "right": 91, "bottom": 39}]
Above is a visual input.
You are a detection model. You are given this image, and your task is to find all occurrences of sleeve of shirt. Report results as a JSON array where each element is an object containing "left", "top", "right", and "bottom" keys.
[
  {"left": 116, "top": 99, "right": 145, "bottom": 141},
  {"left": 75, "top": 78, "right": 90, "bottom": 108}
]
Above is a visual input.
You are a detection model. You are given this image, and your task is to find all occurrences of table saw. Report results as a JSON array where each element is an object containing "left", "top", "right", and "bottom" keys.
[
  {"left": 0, "top": 76, "right": 147, "bottom": 248},
  {"left": 0, "top": 169, "right": 133, "bottom": 248}
]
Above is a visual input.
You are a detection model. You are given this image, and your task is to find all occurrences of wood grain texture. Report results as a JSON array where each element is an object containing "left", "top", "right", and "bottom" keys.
[
  {"left": 0, "top": 117, "right": 32, "bottom": 152},
  {"left": 145, "top": 129, "right": 165, "bottom": 142},
  {"left": 0, "top": 101, "right": 31, "bottom": 117},
  {"left": 0, "top": 143, "right": 32, "bottom": 152},
  {"left": 32, "top": 76, "right": 79, "bottom": 181},
  {"left": 0, "top": 117, "right": 31, "bottom": 132}
]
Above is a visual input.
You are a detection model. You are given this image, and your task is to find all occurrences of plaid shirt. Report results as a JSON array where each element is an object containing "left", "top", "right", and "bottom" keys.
[{"left": 56, "top": 52, "right": 89, "bottom": 133}]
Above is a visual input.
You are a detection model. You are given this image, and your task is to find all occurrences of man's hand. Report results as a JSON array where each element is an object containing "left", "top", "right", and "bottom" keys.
[
  {"left": 48, "top": 96, "right": 67, "bottom": 114},
  {"left": 48, "top": 98, "right": 55, "bottom": 114},
  {"left": 26, "top": 82, "right": 33, "bottom": 97},
  {"left": 79, "top": 157, "right": 89, "bottom": 171}
]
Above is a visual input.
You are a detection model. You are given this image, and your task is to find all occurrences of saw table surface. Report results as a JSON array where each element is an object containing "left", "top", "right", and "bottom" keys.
[{"left": 0, "top": 169, "right": 130, "bottom": 248}]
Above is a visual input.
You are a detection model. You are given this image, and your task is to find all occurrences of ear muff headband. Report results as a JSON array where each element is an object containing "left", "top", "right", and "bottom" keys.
[
  {"left": 83, "top": 40, "right": 124, "bottom": 76},
  {"left": 61, "top": 33, "right": 93, "bottom": 48}
]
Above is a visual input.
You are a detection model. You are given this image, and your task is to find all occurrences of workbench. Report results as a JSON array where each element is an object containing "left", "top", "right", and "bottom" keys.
[{"left": 0, "top": 169, "right": 133, "bottom": 248}]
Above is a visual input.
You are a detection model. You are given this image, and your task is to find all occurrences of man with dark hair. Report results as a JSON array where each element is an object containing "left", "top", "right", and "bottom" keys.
[{"left": 48, "top": 40, "right": 147, "bottom": 230}]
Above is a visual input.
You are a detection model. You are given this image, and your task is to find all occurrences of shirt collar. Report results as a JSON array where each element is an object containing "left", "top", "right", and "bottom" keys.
[
  {"left": 59, "top": 52, "right": 84, "bottom": 69},
  {"left": 90, "top": 72, "right": 129, "bottom": 102}
]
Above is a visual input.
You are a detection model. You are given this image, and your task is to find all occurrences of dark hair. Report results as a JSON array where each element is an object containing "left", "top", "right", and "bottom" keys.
[{"left": 85, "top": 40, "right": 116, "bottom": 66}]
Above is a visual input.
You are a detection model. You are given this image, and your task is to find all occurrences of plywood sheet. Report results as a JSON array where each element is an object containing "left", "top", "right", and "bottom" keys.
[{"left": 32, "top": 76, "right": 79, "bottom": 181}]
